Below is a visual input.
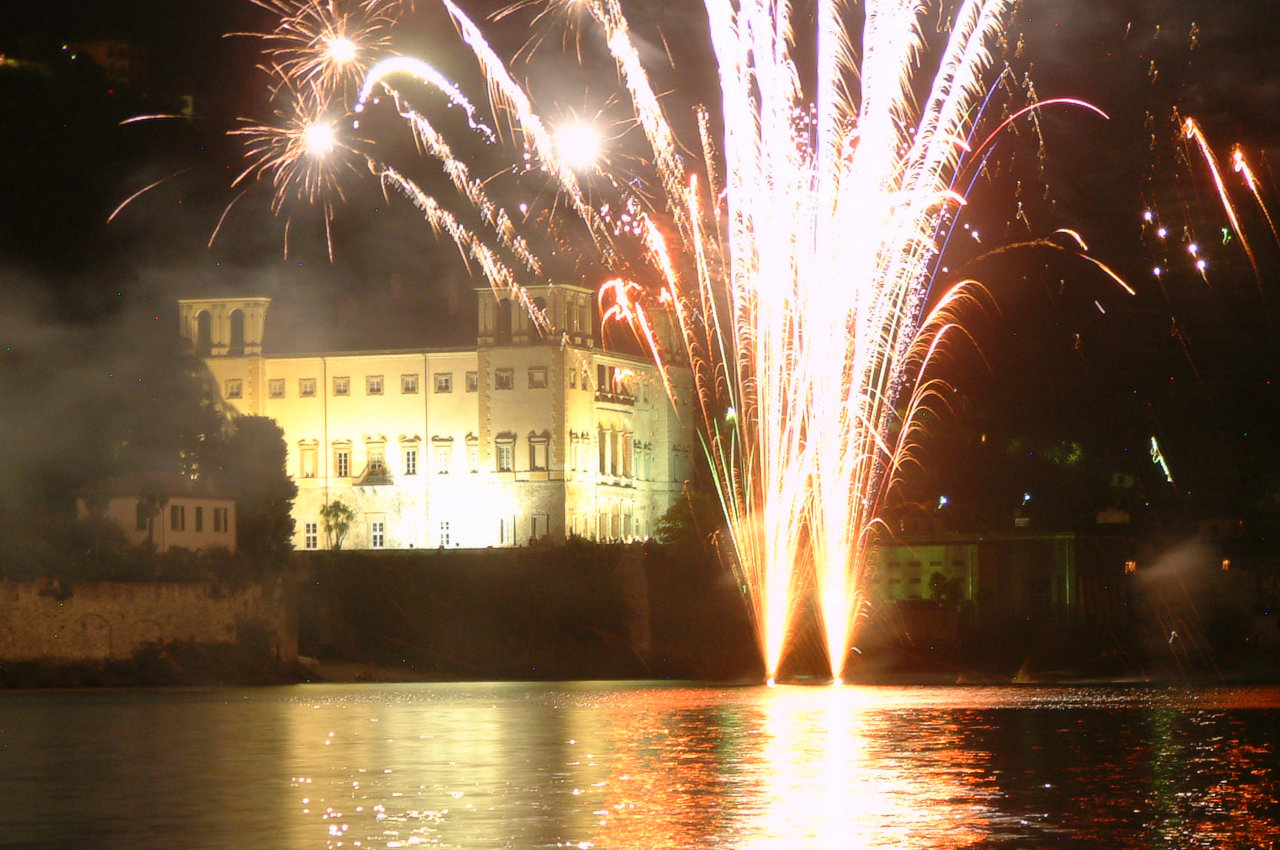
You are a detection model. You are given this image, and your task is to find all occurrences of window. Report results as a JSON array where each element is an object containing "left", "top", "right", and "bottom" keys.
[
  {"left": 370, "top": 520, "right": 385, "bottom": 549},
  {"left": 435, "top": 443, "right": 452, "bottom": 474},
  {"left": 466, "top": 371, "right": 479, "bottom": 392},
  {"left": 299, "top": 378, "right": 317, "bottom": 398},
  {"left": 496, "top": 441, "right": 514, "bottom": 472},
  {"left": 439, "top": 521, "right": 451, "bottom": 548},
  {"left": 466, "top": 437, "right": 478, "bottom": 472},
  {"left": 569, "top": 370, "right": 577, "bottom": 389},
  {"left": 268, "top": 378, "right": 285, "bottom": 398},
  {"left": 195, "top": 506, "right": 204, "bottom": 533},
  {"left": 529, "top": 434, "right": 549, "bottom": 471},
  {"left": 494, "top": 369, "right": 514, "bottom": 390},
  {"left": 528, "top": 367, "right": 548, "bottom": 389},
  {"left": 499, "top": 516, "right": 515, "bottom": 546},
  {"left": 367, "top": 443, "right": 387, "bottom": 476},
  {"left": 366, "top": 375, "right": 384, "bottom": 395},
  {"left": 135, "top": 503, "right": 150, "bottom": 532},
  {"left": 531, "top": 513, "right": 549, "bottom": 542},
  {"left": 213, "top": 507, "right": 228, "bottom": 534},
  {"left": 225, "top": 378, "right": 242, "bottom": 399},
  {"left": 335, "top": 447, "right": 351, "bottom": 478},
  {"left": 402, "top": 373, "right": 420, "bottom": 394},
  {"left": 333, "top": 376, "right": 350, "bottom": 396},
  {"left": 433, "top": 373, "right": 451, "bottom": 393},
  {"left": 404, "top": 447, "right": 418, "bottom": 475},
  {"left": 170, "top": 504, "right": 185, "bottom": 531},
  {"left": 304, "top": 522, "right": 318, "bottom": 550},
  {"left": 299, "top": 443, "right": 318, "bottom": 479}
]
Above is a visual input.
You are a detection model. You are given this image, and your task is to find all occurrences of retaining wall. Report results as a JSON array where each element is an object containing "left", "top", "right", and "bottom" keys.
[{"left": 0, "top": 579, "right": 296, "bottom": 664}]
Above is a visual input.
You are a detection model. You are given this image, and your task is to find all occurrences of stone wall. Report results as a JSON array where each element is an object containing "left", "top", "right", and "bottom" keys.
[{"left": 0, "top": 580, "right": 296, "bottom": 664}]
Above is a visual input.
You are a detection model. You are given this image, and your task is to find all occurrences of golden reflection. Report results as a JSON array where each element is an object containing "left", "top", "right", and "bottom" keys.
[
  {"left": 274, "top": 684, "right": 1280, "bottom": 849},
  {"left": 544, "top": 686, "right": 996, "bottom": 847}
]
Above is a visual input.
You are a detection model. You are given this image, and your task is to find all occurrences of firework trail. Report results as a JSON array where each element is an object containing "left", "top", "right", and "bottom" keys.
[{"left": 234, "top": 0, "right": 1067, "bottom": 680}]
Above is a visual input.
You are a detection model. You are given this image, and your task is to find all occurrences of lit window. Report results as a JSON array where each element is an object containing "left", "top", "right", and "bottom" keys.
[
  {"left": 335, "top": 447, "right": 351, "bottom": 478},
  {"left": 528, "top": 368, "right": 548, "bottom": 389},
  {"left": 367, "top": 444, "right": 387, "bottom": 476},
  {"left": 225, "top": 378, "right": 242, "bottom": 399},
  {"left": 304, "top": 522, "right": 318, "bottom": 550},
  {"left": 371, "top": 521, "right": 385, "bottom": 549},
  {"left": 299, "top": 378, "right": 317, "bottom": 398},
  {"left": 268, "top": 378, "right": 285, "bottom": 398},
  {"left": 402, "top": 373, "right": 420, "bottom": 394},
  {"left": 466, "top": 371, "right": 479, "bottom": 392},
  {"left": 366, "top": 375, "right": 384, "bottom": 395},
  {"left": 333, "top": 376, "right": 350, "bottom": 396},
  {"left": 299, "top": 443, "right": 317, "bottom": 478},
  {"left": 404, "top": 447, "right": 417, "bottom": 475},
  {"left": 433, "top": 373, "right": 452, "bottom": 393},
  {"left": 494, "top": 369, "right": 514, "bottom": 390}
]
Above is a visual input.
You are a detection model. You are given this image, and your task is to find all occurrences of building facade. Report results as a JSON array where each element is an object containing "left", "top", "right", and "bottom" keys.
[
  {"left": 78, "top": 476, "right": 238, "bottom": 554},
  {"left": 179, "top": 287, "right": 695, "bottom": 551}
]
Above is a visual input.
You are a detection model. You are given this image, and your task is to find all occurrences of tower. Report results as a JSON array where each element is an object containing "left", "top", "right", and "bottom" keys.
[{"left": 178, "top": 297, "right": 271, "bottom": 357}]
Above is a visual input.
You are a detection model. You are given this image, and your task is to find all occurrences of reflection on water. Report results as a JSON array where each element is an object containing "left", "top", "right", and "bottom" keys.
[{"left": 1, "top": 683, "right": 1278, "bottom": 848}]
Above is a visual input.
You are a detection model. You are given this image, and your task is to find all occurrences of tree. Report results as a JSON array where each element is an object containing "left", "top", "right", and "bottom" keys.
[
  {"left": 209, "top": 416, "right": 297, "bottom": 570},
  {"left": 136, "top": 479, "right": 168, "bottom": 548},
  {"left": 653, "top": 486, "right": 721, "bottom": 550},
  {"left": 319, "top": 500, "right": 355, "bottom": 551}
]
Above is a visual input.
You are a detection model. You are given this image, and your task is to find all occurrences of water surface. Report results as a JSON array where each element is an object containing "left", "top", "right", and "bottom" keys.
[{"left": 2, "top": 682, "right": 1278, "bottom": 848}]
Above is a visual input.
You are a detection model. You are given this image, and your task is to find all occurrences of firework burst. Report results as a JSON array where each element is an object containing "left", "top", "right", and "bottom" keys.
[{"left": 234, "top": 0, "right": 1079, "bottom": 680}]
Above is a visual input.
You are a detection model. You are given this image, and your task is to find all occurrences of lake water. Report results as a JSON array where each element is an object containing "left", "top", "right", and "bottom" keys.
[{"left": 1, "top": 682, "right": 1278, "bottom": 848}]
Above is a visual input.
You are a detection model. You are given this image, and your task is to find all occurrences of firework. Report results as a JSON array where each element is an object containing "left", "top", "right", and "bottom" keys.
[{"left": 237, "top": 0, "right": 1047, "bottom": 680}]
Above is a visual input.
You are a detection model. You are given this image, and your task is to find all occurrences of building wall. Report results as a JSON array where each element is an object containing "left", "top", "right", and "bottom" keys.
[
  {"left": 0, "top": 580, "right": 295, "bottom": 663},
  {"left": 184, "top": 288, "right": 695, "bottom": 551},
  {"left": 80, "top": 494, "right": 237, "bottom": 553}
]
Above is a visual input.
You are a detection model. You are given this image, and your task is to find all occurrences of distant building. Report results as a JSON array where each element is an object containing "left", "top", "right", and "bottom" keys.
[
  {"left": 78, "top": 475, "right": 237, "bottom": 554},
  {"left": 867, "top": 531, "right": 1134, "bottom": 624},
  {"left": 179, "top": 287, "right": 695, "bottom": 551}
]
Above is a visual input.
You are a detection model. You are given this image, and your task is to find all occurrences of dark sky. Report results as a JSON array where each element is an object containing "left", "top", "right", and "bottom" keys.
[{"left": 3, "top": 0, "right": 1280, "bottom": 517}]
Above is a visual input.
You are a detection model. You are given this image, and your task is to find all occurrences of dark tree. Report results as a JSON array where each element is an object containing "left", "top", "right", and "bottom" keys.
[{"left": 209, "top": 416, "right": 297, "bottom": 570}]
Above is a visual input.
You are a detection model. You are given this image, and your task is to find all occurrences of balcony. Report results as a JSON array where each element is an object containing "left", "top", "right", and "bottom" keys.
[{"left": 354, "top": 463, "right": 393, "bottom": 486}]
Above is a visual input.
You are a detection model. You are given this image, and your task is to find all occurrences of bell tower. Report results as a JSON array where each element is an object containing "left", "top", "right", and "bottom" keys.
[
  {"left": 475, "top": 284, "right": 595, "bottom": 348},
  {"left": 178, "top": 297, "right": 271, "bottom": 357}
]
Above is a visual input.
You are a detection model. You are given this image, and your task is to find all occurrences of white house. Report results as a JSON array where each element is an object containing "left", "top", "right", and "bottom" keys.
[
  {"left": 78, "top": 475, "right": 238, "bottom": 554},
  {"left": 179, "top": 285, "right": 695, "bottom": 551}
]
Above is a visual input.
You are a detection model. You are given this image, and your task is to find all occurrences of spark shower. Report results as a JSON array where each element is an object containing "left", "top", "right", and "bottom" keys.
[{"left": 239, "top": 0, "right": 1027, "bottom": 681}]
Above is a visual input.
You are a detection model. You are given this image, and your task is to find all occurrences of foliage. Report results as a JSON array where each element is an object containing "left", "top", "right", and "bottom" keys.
[
  {"left": 653, "top": 487, "right": 721, "bottom": 549},
  {"left": 319, "top": 500, "right": 355, "bottom": 550},
  {"left": 207, "top": 415, "right": 298, "bottom": 570}
]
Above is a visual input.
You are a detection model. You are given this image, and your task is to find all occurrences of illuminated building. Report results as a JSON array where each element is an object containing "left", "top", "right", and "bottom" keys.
[{"left": 178, "top": 288, "right": 694, "bottom": 550}]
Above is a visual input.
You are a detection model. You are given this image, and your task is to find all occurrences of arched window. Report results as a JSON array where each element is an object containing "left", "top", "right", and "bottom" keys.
[
  {"left": 495, "top": 299, "right": 512, "bottom": 343},
  {"left": 228, "top": 310, "right": 246, "bottom": 356},
  {"left": 531, "top": 296, "right": 548, "bottom": 333},
  {"left": 195, "top": 311, "right": 212, "bottom": 357}
]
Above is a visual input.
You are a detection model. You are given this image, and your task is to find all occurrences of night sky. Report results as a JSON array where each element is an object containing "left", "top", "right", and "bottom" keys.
[{"left": 3, "top": 0, "right": 1280, "bottom": 528}]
